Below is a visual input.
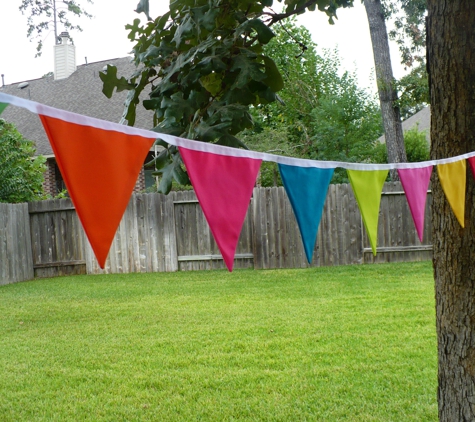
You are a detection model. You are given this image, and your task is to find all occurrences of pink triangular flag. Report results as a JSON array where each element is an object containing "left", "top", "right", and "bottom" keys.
[
  {"left": 179, "top": 147, "right": 261, "bottom": 271},
  {"left": 468, "top": 157, "right": 475, "bottom": 178},
  {"left": 398, "top": 166, "right": 433, "bottom": 242}
]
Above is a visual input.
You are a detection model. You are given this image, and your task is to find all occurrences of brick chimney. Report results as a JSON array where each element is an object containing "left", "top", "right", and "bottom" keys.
[{"left": 54, "top": 32, "right": 76, "bottom": 80}]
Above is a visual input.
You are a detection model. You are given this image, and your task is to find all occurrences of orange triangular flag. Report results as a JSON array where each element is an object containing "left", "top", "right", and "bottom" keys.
[
  {"left": 40, "top": 115, "right": 155, "bottom": 268},
  {"left": 437, "top": 160, "right": 466, "bottom": 228}
]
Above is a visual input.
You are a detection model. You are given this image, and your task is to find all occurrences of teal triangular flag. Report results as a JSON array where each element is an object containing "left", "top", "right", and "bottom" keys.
[
  {"left": 279, "top": 164, "right": 334, "bottom": 263},
  {"left": 0, "top": 103, "right": 8, "bottom": 115}
]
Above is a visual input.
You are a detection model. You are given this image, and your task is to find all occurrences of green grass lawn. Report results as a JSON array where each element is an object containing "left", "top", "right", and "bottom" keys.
[{"left": 0, "top": 262, "right": 437, "bottom": 421}]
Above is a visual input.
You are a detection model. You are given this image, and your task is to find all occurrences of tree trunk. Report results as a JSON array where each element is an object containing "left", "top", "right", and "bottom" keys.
[
  {"left": 427, "top": 1, "right": 475, "bottom": 420},
  {"left": 363, "top": 0, "right": 407, "bottom": 180}
]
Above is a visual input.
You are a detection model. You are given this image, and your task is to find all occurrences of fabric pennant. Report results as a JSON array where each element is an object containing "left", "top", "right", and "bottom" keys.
[
  {"left": 347, "top": 169, "right": 388, "bottom": 255},
  {"left": 468, "top": 157, "right": 475, "bottom": 179},
  {"left": 398, "top": 166, "right": 433, "bottom": 242},
  {"left": 39, "top": 114, "right": 155, "bottom": 268},
  {"left": 437, "top": 160, "right": 466, "bottom": 227},
  {"left": 179, "top": 147, "right": 261, "bottom": 271},
  {"left": 279, "top": 164, "right": 334, "bottom": 263},
  {"left": 0, "top": 102, "right": 8, "bottom": 115}
]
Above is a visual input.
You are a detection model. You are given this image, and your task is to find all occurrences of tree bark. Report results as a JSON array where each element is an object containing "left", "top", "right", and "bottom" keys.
[
  {"left": 363, "top": 0, "right": 407, "bottom": 180},
  {"left": 427, "top": 1, "right": 475, "bottom": 420}
]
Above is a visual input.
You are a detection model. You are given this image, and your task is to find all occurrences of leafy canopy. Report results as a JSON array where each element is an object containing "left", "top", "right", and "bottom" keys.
[
  {"left": 0, "top": 119, "right": 46, "bottom": 203},
  {"left": 383, "top": 0, "right": 428, "bottom": 118},
  {"left": 395, "top": 63, "right": 429, "bottom": 120},
  {"left": 382, "top": 0, "right": 426, "bottom": 68},
  {"left": 101, "top": 0, "right": 353, "bottom": 193},
  {"left": 242, "top": 20, "right": 383, "bottom": 185},
  {"left": 373, "top": 125, "right": 429, "bottom": 165}
]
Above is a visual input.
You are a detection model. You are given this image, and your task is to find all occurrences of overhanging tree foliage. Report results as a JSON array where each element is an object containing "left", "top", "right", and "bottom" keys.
[
  {"left": 0, "top": 119, "right": 46, "bottom": 203},
  {"left": 101, "top": 0, "right": 353, "bottom": 193}
]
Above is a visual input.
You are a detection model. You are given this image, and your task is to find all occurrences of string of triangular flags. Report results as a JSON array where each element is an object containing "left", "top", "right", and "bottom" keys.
[{"left": 1, "top": 92, "right": 474, "bottom": 271}]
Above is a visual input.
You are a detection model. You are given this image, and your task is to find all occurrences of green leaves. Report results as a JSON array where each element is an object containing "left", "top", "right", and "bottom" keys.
[
  {"left": 199, "top": 72, "right": 223, "bottom": 96},
  {"left": 191, "top": 4, "right": 220, "bottom": 32},
  {"left": 261, "top": 56, "right": 284, "bottom": 92},
  {"left": 99, "top": 65, "right": 134, "bottom": 99},
  {"left": 230, "top": 54, "right": 267, "bottom": 89},
  {"left": 102, "top": 0, "right": 352, "bottom": 192},
  {"left": 0, "top": 103, "right": 8, "bottom": 116},
  {"left": 151, "top": 146, "right": 190, "bottom": 194},
  {"left": 135, "top": 0, "right": 151, "bottom": 21},
  {"left": 19, "top": 0, "right": 93, "bottom": 57},
  {"left": 161, "top": 92, "right": 196, "bottom": 122},
  {"left": 0, "top": 119, "right": 46, "bottom": 203},
  {"left": 236, "top": 19, "right": 275, "bottom": 44}
]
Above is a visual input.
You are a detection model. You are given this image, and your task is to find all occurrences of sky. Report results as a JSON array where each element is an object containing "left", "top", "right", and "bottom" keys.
[{"left": 0, "top": 1, "right": 406, "bottom": 93}]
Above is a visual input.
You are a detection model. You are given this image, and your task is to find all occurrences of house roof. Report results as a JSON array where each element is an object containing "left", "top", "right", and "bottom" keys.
[
  {"left": 378, "top": 106, "right": 431, "bottom": 144},
  {"left": 0, "top": 57, "right": 154, "bottom": 156}
]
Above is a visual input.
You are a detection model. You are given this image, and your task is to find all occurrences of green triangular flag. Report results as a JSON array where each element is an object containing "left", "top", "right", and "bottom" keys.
[
  {"left": 347, "top": 169, "right": 388, "bottom": 255},
  {"left": 0, "top": 103, "right": 8, "bottom": 115}
]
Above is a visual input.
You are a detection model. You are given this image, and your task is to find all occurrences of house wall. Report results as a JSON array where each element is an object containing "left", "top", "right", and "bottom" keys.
[
  {"left": 43, "top": 159, "right": 57, "bottom": 196},
  {"left": 134, "top": 168, "right": 146, "bottom": 193}
]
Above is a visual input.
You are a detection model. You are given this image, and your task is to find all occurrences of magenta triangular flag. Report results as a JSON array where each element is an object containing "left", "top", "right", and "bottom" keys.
[
  {"left": 397, "top": 166, "right": 432, "bottom": 242},
  {"left": 179, "top": 147, "right": 261, "bottom": 271},
  {"left": 468, "top": 157, "right": 475, "bottom": 178}
]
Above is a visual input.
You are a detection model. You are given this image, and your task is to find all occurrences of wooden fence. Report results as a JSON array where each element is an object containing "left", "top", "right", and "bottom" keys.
[
  {"left": 0, "top": 203, "right": 34, "bottom": 284},
  {"left": 0, "top": 183, "right": 433, "bottom": 283}
]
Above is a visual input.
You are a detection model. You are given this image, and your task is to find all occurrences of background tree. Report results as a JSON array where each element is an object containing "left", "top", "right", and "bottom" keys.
[
  {"left": 19, "top": 0, "right": 93, "bottom": 56},
  {"left": 309, "top": 72, "right": 383, "bottom": 183},
  {"left": 384, "top": 0, "right": 426, "bottom": 68},
  {"left": 0, "top": 119, "right": 46, "bottom": 203},
  {"left": 394, "top": 63, "right": 429, "bottom": 120},
  {"left": 373, "top": 125, "right": 429, "bottom": 164},
  {"left": 384, "top": 0, "right": 428, "bottom": 120},
  {"left": 427, "top": 1, "right": 475, "bottom": 419},
  {"left": 237, "top": 20, "right": 383, "bottom": 185},
  {"left": 363, "top": 0, "right": 406, "bottom": 180}
]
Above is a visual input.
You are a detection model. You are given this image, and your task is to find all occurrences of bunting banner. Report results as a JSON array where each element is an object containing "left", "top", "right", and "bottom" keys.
[
  {"left": 2, "top": 92, "right": 475, "bottom": 270},
  {"left": 347, "top": 169, "right": 388, "bottom": 255},
  {"left": 179, "top": 147, "right": 261, "bottom": 271},
  {"left": 278, "top": 164, "right": 334, "bottom": 263},
  {"left": 398, "top": 166, "right": 433, "bottom": 242}
]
